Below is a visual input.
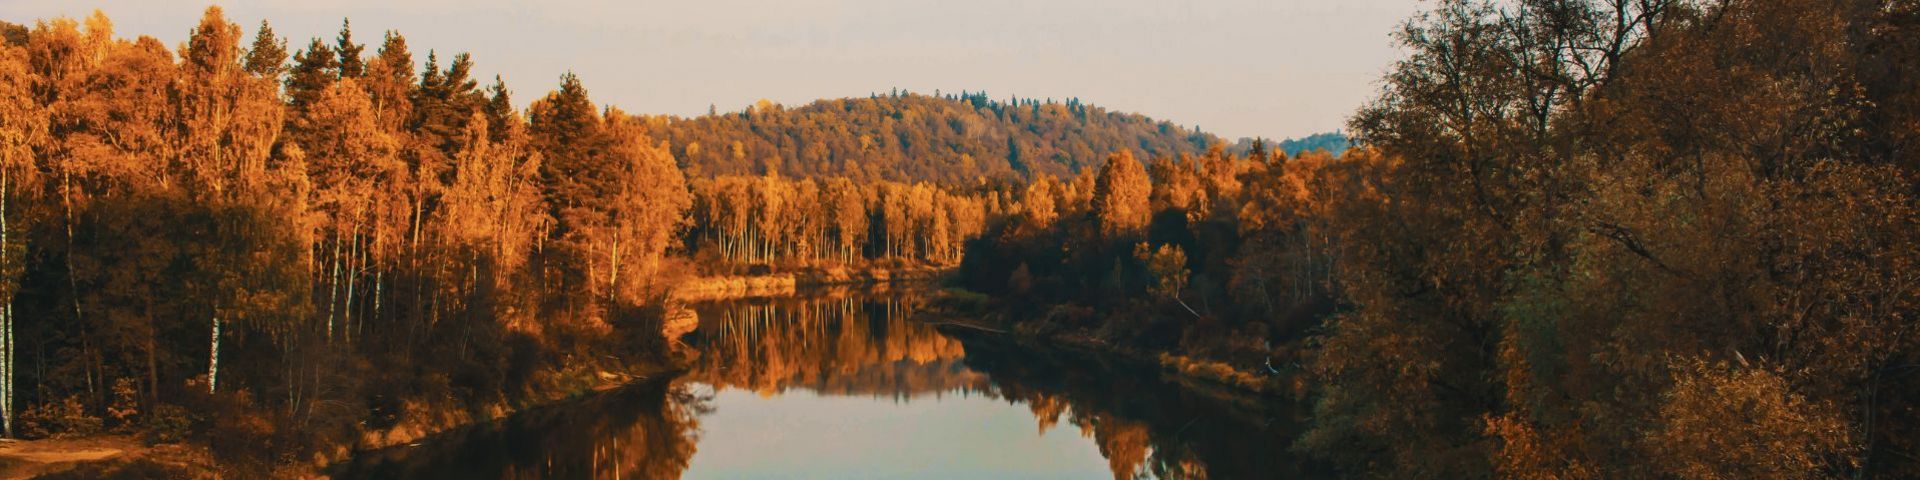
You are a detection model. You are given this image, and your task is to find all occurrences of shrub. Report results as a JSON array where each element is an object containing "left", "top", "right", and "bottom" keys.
[
  {"left": 142, "top": 404, "right": 194, "bottom": 444},
  {"left": 19, "top": 395, "right": 104, "bottom": 438},
  {"left": 108, "top": 378, "right": 140, "bottom": 432}
]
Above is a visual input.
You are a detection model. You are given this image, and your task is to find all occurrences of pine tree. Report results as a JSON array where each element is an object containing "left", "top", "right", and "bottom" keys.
[
  {"left": 334, "top": 19, "right": 365, "bottom": 78},
  {"left": 285, "top": 38, "right": 337, "bottom": 115},
  {"left": 242, "top": 20, "right": 286, "bottom": 77},
  {"left": 528, "top": 72, "right": 600, "bottom": 162},
  {"left": 483, "top": 75, "right": 514, "bottom": 144}
]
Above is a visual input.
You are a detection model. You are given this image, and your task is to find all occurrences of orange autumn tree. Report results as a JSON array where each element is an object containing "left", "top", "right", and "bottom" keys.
[
  {"left": 1090, "top": 151, "right": 1150, "bottom": 240},
  {"left": 602, "top": 116, "right": 691, "bottom": 301},
  {"left": 0, "top": 23, "right": 42, "bottom": 437},
  {"left": 529, "top": 74, "right": 695, "bottom": 320},
  {"left": 1301, "top": 0, "right": 1920, "bottom": 478}
]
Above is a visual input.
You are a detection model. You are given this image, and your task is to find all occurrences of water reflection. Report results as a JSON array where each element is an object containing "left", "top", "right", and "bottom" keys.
[
  {"left": 335, "top": 378, "right": 710, "bottom": 479},
  {"left": 956, "top": 332, "right": 1320, "bottom": 479},
  {"left": 337, "top": 289, "right": 1320, "bottom": 479},
  {"left": 685, "top": 295, "right": 985, "bottom": 398}
]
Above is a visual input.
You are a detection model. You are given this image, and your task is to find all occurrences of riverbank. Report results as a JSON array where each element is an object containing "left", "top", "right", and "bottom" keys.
[
  {"left": 668, "top": 264, "right": 950, "bottom": 301},
  {"left": 923, "top": 289, "right": 1292, "bottom": 399},
  {"left": 332, "top": 287, "right": 1321, "bottom": 479},
  {"left": 350, "top": 361, "right": 682, "bottom": 454},
  {"left": 1, "top": 360, "right": 682, "bottom": 479}
]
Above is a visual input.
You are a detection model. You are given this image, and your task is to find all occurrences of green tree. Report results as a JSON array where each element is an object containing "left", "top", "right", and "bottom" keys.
[{"left": 241, "top": 20, "right": 285, "bottom": 77}]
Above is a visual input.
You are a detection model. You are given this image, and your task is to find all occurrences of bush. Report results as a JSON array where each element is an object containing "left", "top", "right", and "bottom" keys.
[
  {"left": 108, "top": 378, "right": 140, "bottom": 432},
  {"left": 19, "top": 395, "right": 104, "bottom": 438},
  {"left": 142, "top": 404, "right": 193, "bottom": 444},
  {"left": 199, "top": 390, "right": 281, "bottom": 475}
]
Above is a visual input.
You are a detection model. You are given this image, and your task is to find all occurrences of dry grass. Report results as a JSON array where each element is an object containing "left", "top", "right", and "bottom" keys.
[
  {"left": 668, "top": 265, "right": 948, "bottom": 302},
  {"left": 1157, "top": 352, "right": 1271, "bottom": 394}
]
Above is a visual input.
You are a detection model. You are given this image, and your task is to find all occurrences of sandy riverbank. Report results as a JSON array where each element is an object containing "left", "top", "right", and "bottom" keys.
[{"left": 668, "top": 265, "right": 949, "bottom": 302}]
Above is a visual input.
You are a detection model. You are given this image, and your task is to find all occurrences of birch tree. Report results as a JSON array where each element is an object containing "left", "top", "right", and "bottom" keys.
[{"left": 0, "top": 36, "right": 43, "bottom": 437}]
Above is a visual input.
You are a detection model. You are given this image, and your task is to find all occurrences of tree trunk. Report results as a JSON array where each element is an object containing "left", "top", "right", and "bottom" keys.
[
  {"left": 61, "top": 171, "right": 89, "bottom": 398},
  {"left": 344, "top": 232, "right": 358, "bottom": 345},
  {"left": 608, "top": 232, "right": 622, "bottom": 301},
  {"left": 1, "top": 306, "right": 11, "bottom": 439},
  {"left": 326, "top": 231, "right": 341, "bottom": 343},
  {"left": 0, "top": 172, "right": 12, "bottom": 438},
  {"left": 207, "top": 314, "right": 220, "bottom": 393},
  {"left": 370, "top": 270, "right": 381, "bottom": 339}
]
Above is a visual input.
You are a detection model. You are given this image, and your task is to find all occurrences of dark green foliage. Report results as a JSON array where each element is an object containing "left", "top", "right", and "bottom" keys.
[
  {"left": 410, "top": 52, "right": 487, "bottom": 152},
  {"left": 633, "top": 93, "right": 1223, "bottom": 182},
  {"left": 0, "top": 21, "right": 24, "bottom": 47},
  {"left": 956, "top": 148, "right": 1322, "bottom": 365},
  {"left": 1229, "top": 132, "right": 1349, "bottom": 158},
  {"left": 482, "top": 75, "right": 514, "bottom": 143},
  {"left": 242, "top": 21, "right": 286, "bottom": 77},
  {"left": 1275, "top": 132, "right": 1348, "bottom": 157},
  {"left": 333, "top": 19, "right": 364, "bottom": 79},
  {"left": 284, "top": 38, "right": 336, "bottom": 117}
]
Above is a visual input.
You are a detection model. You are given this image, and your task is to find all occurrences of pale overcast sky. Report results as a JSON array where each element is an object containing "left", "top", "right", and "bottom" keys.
[{"left": 3, "top": 0, "right": 1425, "bottom": 139}]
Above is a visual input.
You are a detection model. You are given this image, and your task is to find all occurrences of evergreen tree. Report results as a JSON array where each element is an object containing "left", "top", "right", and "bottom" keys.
[
  {"left": 241, "top": 20, "right": 286, "bottom": 77},
  {"left": 334, "top": 19, "right": 365, "bottom": 78},
  {"left": 483, "top": 75, "right": 514, "bottom": 144},
  {"left": 284, "top": 38, "right": 337, "bottom": 115}
]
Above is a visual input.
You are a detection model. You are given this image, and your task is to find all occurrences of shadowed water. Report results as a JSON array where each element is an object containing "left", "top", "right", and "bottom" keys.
[{"left": 335, "top": 290, "right": 1319, "bottom": 479}]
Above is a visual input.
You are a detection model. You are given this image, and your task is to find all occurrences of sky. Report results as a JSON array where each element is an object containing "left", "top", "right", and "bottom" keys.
[{"left": 2, "top": 0, "right": 1426, "bottom": 140}]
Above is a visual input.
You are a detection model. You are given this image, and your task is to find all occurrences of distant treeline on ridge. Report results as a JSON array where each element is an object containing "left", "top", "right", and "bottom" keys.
[{"left": 631, "top": 91, "right": 1344, "bottom": 183}]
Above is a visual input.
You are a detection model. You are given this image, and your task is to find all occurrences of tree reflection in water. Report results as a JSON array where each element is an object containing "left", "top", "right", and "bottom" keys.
[
  {"left": 956, "top": 331, "right": 1323, "bottom": 479},
  {"left": 685, "top": 293, "right": 986, "bottom": 398},
  {"left": 335, "top": 378, "right": 710, "bottom": 479},
  {"left": 338, "top": 289, "right": 1321, "bottom": 479},
  {"left": 685, "top": 290, "right": 1321, "bottom": 480}
]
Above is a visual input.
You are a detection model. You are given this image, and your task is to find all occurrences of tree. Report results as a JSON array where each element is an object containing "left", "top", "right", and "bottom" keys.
[
  {"left": 602, "top": 118, "right": 690, "bottom": 300},
  {"left": 625, "top": 92, "right": 1227, "bottom": 184},
  {"left": 527, "top": 72, "right": 610, "bottom": 317},
  {"left": 241, "top": 20, "right": 285, "bottom": 77},
  {"left": 1645, "top": 359, "right": 1853, "bottom": 479},
  {"left": 175, "top": 5, "right": 305, "bottom": 393},
  {"left": 482, "top": 75, "right": 514, "bottom": 144},
  {"left": 1301, "top": 1, "right": 1920, "bottom": 478},
  {"left": 0, "top": 33, "right": 43, "bottom": 437},
  {"left": 1090, "top": 151, "right": 1149, "bottom": 240},
  {"left": 528, "top": 72, "right": 599, "bottom": 159},
  {"left": 822, "top": 177, "right": 868, "bottom": 263},
  {"left": 333, "top": 19, "right": 364, "bottom": 79},
  {"left": 436, "top": 109, "right": 546, "bottom": 335},
  {"left": 1137, "top": 243, "right": 1195, "bottom": 317},
  {"left": 1021, "top": 174, "right": 1060, "bottom": 228},
  {"left": 300, "top": 78, "right": 399, "bottom": 342},
  {"left": 284, "top": 38, "right": 335, "bottom": 119}
]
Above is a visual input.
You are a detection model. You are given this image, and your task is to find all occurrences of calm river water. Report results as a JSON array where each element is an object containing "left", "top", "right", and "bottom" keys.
[{"left": 335, "top": 289, "right": 1319, "bottom": 479}]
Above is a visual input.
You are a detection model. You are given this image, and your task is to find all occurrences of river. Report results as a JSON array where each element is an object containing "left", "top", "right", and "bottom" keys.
[{"left": 333, "top": 289, "right": 1319, "bottom": 479}]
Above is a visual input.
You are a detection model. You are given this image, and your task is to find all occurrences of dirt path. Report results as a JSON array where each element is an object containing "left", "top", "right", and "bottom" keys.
[
  {"left": 0, "top": 436, "right": 138, "bottom": 478},
  {"left": 0, "top": 436, "right": 213, "bottom": 479}
]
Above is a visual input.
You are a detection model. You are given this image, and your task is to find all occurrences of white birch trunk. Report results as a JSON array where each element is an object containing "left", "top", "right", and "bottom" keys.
[
  {"left": 207, "top": 315, "right": 220, "bottom": 393},
  {"left": 326, "top": 232, "right": 340, "bottom": 342},
  {"left": 1, "top": 171, "right": 12, "bottom": 437}
]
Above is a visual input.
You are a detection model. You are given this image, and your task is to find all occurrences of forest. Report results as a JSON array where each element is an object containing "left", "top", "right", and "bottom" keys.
[
  {"left": 0, "top": 0, "right": 1915, "bottom": 478},
  {"left": 954, "top": 0, "right": 1920, "bottom": 478},
  {"left": 630, "top": 92, "right": 1224, "bottom": 183},
  {"left": 0, "top": 7, "right": 1041, "bottom": 475}
]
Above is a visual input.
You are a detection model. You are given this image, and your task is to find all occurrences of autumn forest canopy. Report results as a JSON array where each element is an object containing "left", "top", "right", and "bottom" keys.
[
  {"left": 960, "top": 0, "right": 1920, "bottom": 477},
  {"left": 0, "top": 0, "right": 1917, "bottom": 478}
]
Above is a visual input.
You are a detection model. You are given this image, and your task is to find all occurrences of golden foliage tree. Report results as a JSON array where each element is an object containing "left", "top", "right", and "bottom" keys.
[{"left": 1090, "top": 151, "right": 1149, "bottom": 240}]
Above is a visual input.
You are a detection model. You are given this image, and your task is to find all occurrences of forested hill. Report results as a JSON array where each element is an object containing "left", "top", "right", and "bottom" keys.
[
  {"left": 626, "top": 92, "right": 1225, "bottom": 183},
  {"left": 1224, "top": 132, "right": 1351, "bottom": 158}
]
